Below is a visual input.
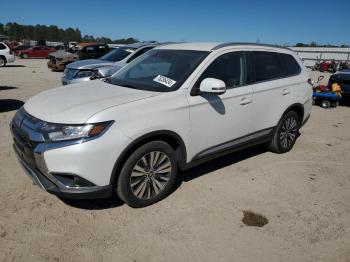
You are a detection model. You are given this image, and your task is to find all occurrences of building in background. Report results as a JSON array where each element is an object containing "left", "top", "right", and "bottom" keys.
[{"left": 289, "top": 47, "right": 350, "bottom": 67}]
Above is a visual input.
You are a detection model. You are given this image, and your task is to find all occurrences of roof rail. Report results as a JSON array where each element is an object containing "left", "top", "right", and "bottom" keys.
[{"left": 212, "top": 42, "right": 292, "bottom": 51}]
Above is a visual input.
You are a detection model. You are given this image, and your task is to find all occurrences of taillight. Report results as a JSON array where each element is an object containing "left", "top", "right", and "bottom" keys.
[{"left": 9, "top": 49, "right": 13, "bottom": 55}]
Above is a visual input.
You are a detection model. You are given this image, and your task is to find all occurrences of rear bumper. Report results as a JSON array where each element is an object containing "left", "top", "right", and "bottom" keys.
[
  {"left": 6, "top": 54, "right": 15, "bottom": 63},
  {"left": 13, "top": 145, "right": 113, "bottom": 199}
]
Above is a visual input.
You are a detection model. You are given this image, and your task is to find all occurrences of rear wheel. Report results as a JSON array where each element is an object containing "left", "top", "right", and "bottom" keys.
[
  {"left": 116, "top": 141, "right": 177, "bottom": 207},
  {"left": 0, "top": 57, "right": 6, "bottom": 67},
  {"left": 267, "top": 111, "right": 300, "bottom": 153}
]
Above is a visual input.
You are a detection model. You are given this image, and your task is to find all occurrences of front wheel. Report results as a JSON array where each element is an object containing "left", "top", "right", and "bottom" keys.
[
  {"left": 116, "top": 141, "right": 178, "bottom": 208},
  {"left": 267, "top": 111, "right": 301, "bottom": 153}
]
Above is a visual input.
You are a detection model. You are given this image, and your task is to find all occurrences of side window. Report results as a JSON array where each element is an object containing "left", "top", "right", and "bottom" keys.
[
  {"left": 127, "top": 47, "right": 153, "bottom": 63},
  {"left": 280, "top": 54, "right": 301, "bottom": 76},
  {"left": 249, "top": 52, "right": 286, "bottom": 83},
  {"left": 97, "top": 45, "right": 108, "bottom": 53},
  {"left": 197, "top": 52, "right": 245, "bottom": 90},
  {"left": 0, "top": 43, "right": 6, "bottom": 50},
  {"left": 85, "top": 46, "right": 95, "bottom": 53}
]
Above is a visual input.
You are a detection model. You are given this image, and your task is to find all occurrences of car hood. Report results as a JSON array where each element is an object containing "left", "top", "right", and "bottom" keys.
[
  {"left": 24, "top": 80, "right": 161, "bottom": 124},
  {"left": 50, "top": 50, "right": 75, "bottom": 58},
  {"left": 66, "top": 59, "right": 114, "bottom": 70}
]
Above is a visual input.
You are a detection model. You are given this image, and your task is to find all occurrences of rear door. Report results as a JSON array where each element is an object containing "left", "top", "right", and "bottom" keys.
[{"left": 247, "top": 51, "right": 291, "bottom": 133}]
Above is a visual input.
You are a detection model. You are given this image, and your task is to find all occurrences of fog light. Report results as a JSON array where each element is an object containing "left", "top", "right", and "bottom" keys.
[{"left": 52, "top": 173, "right": 95, "bottom": 188}]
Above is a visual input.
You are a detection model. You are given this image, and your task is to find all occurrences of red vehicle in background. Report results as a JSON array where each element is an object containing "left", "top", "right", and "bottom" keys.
[
  {"left": 319, "top": 60, "right": 337, "bottom": 73},
  {"left": 18, "top": 46, "right": 55, "bottom": 58}
]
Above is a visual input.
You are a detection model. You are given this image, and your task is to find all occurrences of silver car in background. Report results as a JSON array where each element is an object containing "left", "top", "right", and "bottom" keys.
[{"left": 62, "top": 43, "right": 157, "bottom": 85}]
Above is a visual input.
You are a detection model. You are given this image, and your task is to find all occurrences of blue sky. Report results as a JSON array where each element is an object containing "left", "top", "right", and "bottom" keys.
[{"left": 1, "top": 0, "right": 349, "bottom": 45}]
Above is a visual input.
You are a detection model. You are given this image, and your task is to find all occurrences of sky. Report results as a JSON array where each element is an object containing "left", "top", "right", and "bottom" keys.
[{"left": 0, "top": 0, "right": 349, "bottom": 45}]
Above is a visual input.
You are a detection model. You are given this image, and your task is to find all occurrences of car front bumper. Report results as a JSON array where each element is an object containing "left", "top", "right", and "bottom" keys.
[
  {"left": 47, "top": 61, "right": 65, "bottom": 72},
  {"left": 13, "top": 145, "right": 113, "bottom": 199},
  {"left": 10, "top": 109, "right": 131, "bottom": 200}
]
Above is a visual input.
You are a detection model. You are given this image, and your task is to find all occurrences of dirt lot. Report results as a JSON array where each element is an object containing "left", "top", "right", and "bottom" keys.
[{"left": 0, "top": 59, "right": 350, "bottom": 262}]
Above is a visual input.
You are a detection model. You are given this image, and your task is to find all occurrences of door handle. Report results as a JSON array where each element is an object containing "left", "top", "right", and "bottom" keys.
[
  {"left": 282, "top": 89, "right": 290, "bottom": 95},
  {"left": 240, "top": 97, "right": 252, "bottom": 106}
]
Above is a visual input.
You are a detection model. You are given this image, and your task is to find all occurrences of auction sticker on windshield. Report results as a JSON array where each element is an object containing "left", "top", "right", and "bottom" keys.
[{"left": 153, "top": 75, "right": 176, "bottom": 88}]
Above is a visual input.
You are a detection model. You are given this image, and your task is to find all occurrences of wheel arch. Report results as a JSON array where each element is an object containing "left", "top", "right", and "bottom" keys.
[
  {"left": 281, "top": 103, "right": 304, "bottom": 124},
  {"left": 109, "top": 130, "right": 187, "bottom": 185},
  {"left": 0, "top": 55, "right": 6, "bottom": 63}
]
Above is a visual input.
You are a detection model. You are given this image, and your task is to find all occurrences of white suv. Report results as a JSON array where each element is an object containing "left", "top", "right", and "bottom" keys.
[
  {"left": 10, "top": 43, "right": 312, "bottom": 207},
  {"left": 0, "top": 42, "right": 15, "bottom": 67}
]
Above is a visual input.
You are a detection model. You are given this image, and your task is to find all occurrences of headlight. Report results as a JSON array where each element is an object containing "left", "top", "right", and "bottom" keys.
[
  {"left": 40, "top": 121, "right": 113, "bottom": 142},
  {"left": 75, "top": 70, "right": 92, "bottom": 78},
  {"left": 90, "top": 69, "right": 104, "bottom": 80}
]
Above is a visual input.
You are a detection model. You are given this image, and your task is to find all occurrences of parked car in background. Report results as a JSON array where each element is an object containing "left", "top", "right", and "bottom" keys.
[
  {"left": 62, "top": 43, "right": 156, "bottom": 85},
  {"left": 328, "top": 71, "right": 350, "bottom": 103},
  {"left": 0, "top": 42, "right": 15, "bottom": 67},
  {"left": 13, "top": 44, "right": 31, "bottom": 55},
  {"left": 48, "top": 43, "right": 110, "bottom": 71},
  {"left": 18, "top": 46, "right": 55, "bottom": 59},
  {"left": 11, "top": 43, "right": 311, "bottom": 207}
]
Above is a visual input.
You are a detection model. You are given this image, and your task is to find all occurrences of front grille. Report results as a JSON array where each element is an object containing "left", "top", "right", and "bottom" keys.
[
  {"left": 49, "top": 56, "right": 56, "bottom": 64},
  {"left": 11, "top": 123, "right": 38, "bottom": 169},
  {"left": 11, "top": 109, "right": 43, "bottom": 170}
]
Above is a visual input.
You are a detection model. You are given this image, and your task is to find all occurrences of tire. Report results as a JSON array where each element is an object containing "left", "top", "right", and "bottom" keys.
[
  {"left": 267, "top": 111, "right": 301, "bottom": 154},
  {"left": 0, "top": 56, "right": 6, "bottom": 67},
  {"left": 320, "top": 100, "right": 331, "bottom": 108},
  {"left": 116, "top": 141, "right": 178, "bottom": 208}
]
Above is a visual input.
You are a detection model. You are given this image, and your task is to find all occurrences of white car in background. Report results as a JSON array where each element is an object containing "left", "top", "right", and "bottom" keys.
[
  {"left": 0, "top": 42, "right": 15, "bottom": 67},
  {"left": 62, "top": 43, "right": 157, "bottom": 85},
  {"left": 10, "top": 42, "right": 312, "bottom": 207}
]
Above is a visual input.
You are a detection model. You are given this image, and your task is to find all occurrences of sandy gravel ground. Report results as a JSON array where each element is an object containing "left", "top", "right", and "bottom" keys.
[{"left": 0, "top": 59, "right": 349, "bottom": 262}]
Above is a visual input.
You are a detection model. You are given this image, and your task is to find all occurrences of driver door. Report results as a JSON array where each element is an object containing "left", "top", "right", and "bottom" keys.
[{"left": 187, "top": 51, "right": 253, "bottom": 160}]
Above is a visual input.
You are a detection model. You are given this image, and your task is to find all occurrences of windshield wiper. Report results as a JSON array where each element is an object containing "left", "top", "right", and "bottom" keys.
[{"left": 117, "top": 83, "right": 138, "bottom": 89}]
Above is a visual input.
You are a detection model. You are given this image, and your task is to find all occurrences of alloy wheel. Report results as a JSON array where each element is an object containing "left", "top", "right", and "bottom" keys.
[
  {"left": 130, "top": 151, "right": 172, "bottom": 200},
  {"left": 279, "top": 116, "right": 299, "bottom": 149}
]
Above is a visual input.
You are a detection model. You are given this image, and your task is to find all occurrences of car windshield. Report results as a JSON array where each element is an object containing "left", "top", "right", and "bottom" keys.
[
  {"left": 110, "top": 49, "right": 209, "bottom": 92},
  {"left": 100, "top": 47, "right": 136, "bottom": 62}
]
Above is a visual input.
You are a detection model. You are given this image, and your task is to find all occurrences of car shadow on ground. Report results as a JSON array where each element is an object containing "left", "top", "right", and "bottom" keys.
[
  {"left": 178, "top": 145, "right": 268, "bottom": 183},
  {"left": 3, "top": 65, "right": 26, "bottom": 68},
  {"left": 0, "top": 86, "right": 18, "bottom": 90},
  {"left": 60, "top": 196, "right": 125, "bottom": 210},
  {"left": 61, "top": 145, "right": 268, "bottom": 210},
  {"left": 0, "top": 99, "right": 24, "bottom": 113}
]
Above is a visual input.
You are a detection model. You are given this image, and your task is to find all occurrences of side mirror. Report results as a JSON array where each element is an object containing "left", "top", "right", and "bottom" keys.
[
  {"left": 317, "top": 75, "right": 324, "bottom": 83},
  {"left": 199, "top": 78, "right": 226, "bottom": 95}
]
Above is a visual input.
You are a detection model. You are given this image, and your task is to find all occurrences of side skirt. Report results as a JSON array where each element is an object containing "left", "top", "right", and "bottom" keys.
[{"left": 180, "top": 127, "right": 274, "bottom": 170}]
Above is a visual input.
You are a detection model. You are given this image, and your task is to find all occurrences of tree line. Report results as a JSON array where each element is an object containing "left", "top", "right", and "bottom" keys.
[
  {"left": 295, "top": 41, "right": 349, "bottom": 48},
  {"left": 0, "top": 22, "right": 138, "bottom": 44}
]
